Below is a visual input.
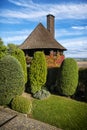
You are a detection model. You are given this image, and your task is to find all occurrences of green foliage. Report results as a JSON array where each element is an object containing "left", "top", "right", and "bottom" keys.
[
  {"left": 58, "top": 58, "right": 78, "bottom": 96},
  {"left": 8, "top": 44, "right": 27, "bottom": 83},
  {"left": 29, "top": 51, "right": 47, "bottom": 94},
  {"left": 0, "top": 38, "right": 7, "bottom": 59},
  {"left": 0, "top": 55, "right": 24, "bottom": 105},
  {"left": 8, "top": 43, "right": 17, "bottom": 54},
  {"left": 11, "top": 96, "right": 32, "bottom": 114},
  {"left": 33, "top": 88, "right": 50, "bottom": 99}
]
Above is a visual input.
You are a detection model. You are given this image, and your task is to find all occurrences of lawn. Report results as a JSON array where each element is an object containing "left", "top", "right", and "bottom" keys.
[{"left": 32, "top": 95, "right": 87, "bottom": 130}]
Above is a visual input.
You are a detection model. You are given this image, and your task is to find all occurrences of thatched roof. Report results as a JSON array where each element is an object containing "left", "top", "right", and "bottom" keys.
[{"left": 19, "top": 23, "right": 66, "bottom": 51}]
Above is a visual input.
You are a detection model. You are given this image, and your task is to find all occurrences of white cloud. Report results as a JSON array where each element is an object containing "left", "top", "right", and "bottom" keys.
[
  {"left": 55, "top": 28, "right": 86, "bottom": 38},
  {"left": 72, "top": 26, "right": 87, "bottom": 30},
  {"left": 0, "top": 18, "right": 21, "bottom": 24},
  {"left": 2, "top": 29, "right": 32, "bottom": 44},
  {"left": 0, "top": 0, "right": 87, "bottom": 23},
  {"left": 65, "top": 51, "right": 87, "bottom": 58},
  {"left": 59, "top": 37, "right": 87, "bottom": 58},
  {"left": 1, "top": 29, "right": 32, "bottom": 36},
  {"left": 8, "top": 0, "right": 33, "bottom": 7},
  {"left": 59, "top": 37, "right": 87, "bottom": 47},
  {"left": 3, "top": 35, "right": 27, "bottom": 44}
]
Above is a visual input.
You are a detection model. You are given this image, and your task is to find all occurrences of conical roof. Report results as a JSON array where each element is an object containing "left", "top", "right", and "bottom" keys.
[{"left": 19, "top": 23, "right": 66, "bottom": 51}]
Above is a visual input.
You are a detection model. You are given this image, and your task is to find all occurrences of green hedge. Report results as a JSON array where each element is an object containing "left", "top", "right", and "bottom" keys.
[
  {"left": 58, "top": 58, "right": 78, "bottom": 96},
  {"left": 11, "top": 96, "right": 32, "bottom": 114},
  {"left": 0, "top": 55, "right": 24, "bottom": 105},
  {"left": 29, "top": 51, "right": 47, "bottom": 94}
]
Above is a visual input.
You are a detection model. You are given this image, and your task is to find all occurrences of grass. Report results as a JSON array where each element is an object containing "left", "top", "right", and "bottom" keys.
[{"left": 32, "top": 95, "right": 87, "bottom": 130}]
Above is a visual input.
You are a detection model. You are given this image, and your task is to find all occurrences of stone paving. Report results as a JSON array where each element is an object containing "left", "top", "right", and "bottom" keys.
[{"left": 0, "top": 106, "right": 61, "bottom": 130}]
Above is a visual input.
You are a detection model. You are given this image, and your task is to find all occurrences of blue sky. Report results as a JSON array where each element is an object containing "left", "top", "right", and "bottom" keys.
[{"left": 0, "top": 0, "right": 87, "bottom": 58}]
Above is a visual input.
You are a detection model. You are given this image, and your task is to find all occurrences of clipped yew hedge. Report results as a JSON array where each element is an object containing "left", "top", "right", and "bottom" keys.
[
  {"left": 58, "top": 58, "right": 78, "bottom": 96},
  {"left": 29, "top": 51, "right": 47, "bottom": 94},
  {"left": 0, "top": 55, "right": 24, "bottom": 105}
]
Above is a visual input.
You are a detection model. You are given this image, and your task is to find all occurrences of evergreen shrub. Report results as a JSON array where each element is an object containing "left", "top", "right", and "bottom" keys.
[
  {"left": 8, "top": 44, "right": 27, "bottom": 83},
  {"left": 29, "top": 51, "right": 47, "bottom": 94},
  {"left": 0, "top": 55, "right": 24, "bottom": 105},
  {"left": 58, "top": 58, "right": 78, "bottom": 96},
  {"left": 11, "top": 96, "right": 32, "bottom": 114}
]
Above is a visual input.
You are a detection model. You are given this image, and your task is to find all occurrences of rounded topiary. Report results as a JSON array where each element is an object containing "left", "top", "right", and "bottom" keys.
[
  {"left": 59, "top": 58, "right": 78, "bottom": 96},
  {"left": 29, "top": 51, "right": 47, "bottom": 94},
  {"left": 8, "top": 44, "right": 27, "bottom": 83},
  {"left": 0, "top": 55, "right": 24, "bottom": 105},
  {"left": 11, "top": 96, "right": 32, "bottom": 114}
]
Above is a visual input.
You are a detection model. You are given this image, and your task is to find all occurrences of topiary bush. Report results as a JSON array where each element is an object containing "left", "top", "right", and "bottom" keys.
[
  {"left": 0, "top": 55, "right": 24, "bottom": 105},
  {"left": 8, "top": 44, "right": 27, "bottom": 83},
  {"left": 33, "top": 88, "right": 50, "bottom": 100},
  {"left": 29, "top": 51, "right": 47, "bottom": 94},
  {"left": 11, "top": 96, "right": 32, "bottom": 114},
  {"left": 58, "top": 58, "right": 78, "bottom": 96}
]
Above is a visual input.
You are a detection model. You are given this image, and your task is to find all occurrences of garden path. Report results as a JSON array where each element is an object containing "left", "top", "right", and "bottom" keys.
[{"left": 0, "top": 106, "right": 61, "bottom": 130}]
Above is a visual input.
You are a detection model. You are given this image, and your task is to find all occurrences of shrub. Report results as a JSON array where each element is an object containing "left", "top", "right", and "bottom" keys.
[
  {"left": 29, "top": 51, "right": 47, "bottom": 94},
  {"left": 8, "top": 44, "right": 27, "bottom": 83},
  {"left": 33, "top": 88, "right": 50, "bottom": 100},
  {"left": 0, "top": 55, "right": 24, "bottom": 105},
  {"left": 11, "top": 96, "right": 32, "bottom": 114},
  {"left": 58, "top": 58, "right": 78, "bottom": 96},
  {"left": 0, "top": 38, "right": 7, "bottom": 59}
]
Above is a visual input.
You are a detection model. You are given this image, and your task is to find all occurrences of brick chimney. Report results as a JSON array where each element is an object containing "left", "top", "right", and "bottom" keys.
[{"left": 47, "top": 14, "right": 55, "bottom": 38}]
